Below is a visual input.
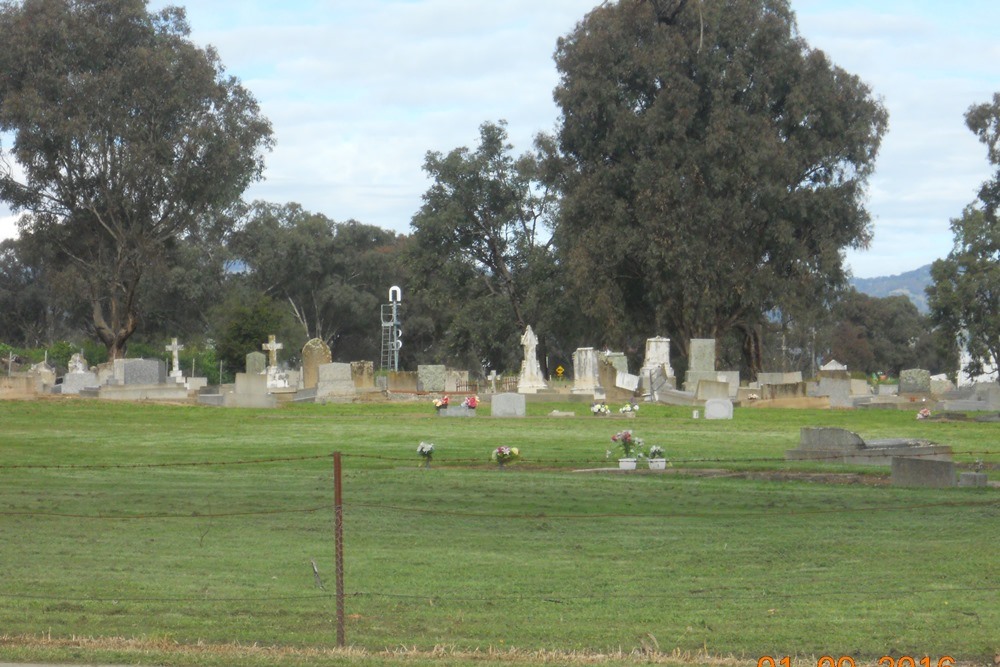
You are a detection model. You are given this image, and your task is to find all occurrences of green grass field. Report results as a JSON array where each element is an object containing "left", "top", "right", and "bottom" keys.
[{"left": 0, "top": 399, "right": 996, "bottom": 667}]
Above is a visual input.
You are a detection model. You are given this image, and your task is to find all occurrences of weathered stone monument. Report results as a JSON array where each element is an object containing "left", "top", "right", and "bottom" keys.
[
  {"left": 786, "top": 427, "right": 953, "bottom": 465},
  {"left": 684, "top": 338, "right": 718, "bottom": 392},
  {"left": 899, "top": 368, "right": 932, "bottom": 395},
  {"left": 417, "top": 365, "right": 446, "bottom": 392},
  {"left": 316, "top": 363, "right": 357, "bottom": 400},
  {"left": 166, "top": 338, "right": 184, "bottom": 382},
  {"left": 640, "top": 336, "right": 675, "bottom": 392},
  {"left": 517, "top": 325, "right": 548, "bottom": 394},
  {"left": 262, "top": 335, "right": 288, "bottom": 389},
  {"left": 245, "top": 351, "right": 267, "bottom": 376},
  {"left": 704, "top": 398, "right": 734, "bottom": 420},
  {"left": 572, "top": 347, "right": 601, "bottom": 395},
  {"left": 301, "top": 338, "right": 332, "bottom": 389},
  {"left": 491, "top": 392, "right": 527, "bottom": 418},
  {"left": 60, "top": 352, "right": 98, "bottom": 395},
  {"left": 891, "top": 457, "right": 956, "bottom": 488}
]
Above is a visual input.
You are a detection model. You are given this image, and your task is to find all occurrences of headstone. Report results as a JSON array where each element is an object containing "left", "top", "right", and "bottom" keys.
[
  {"left": 114, "top": 358, "right": 166, "bottom": 385},
  {"left": 165, "top": 338, "right": 185, "bottom": 380},
  {"left": 597, "top": 358, "right": 634, "bottom": 402},
  {"left": 929, "top": 375, "right": 955, "bottom": 395},
  {"left": 316, "top": 363, "right": 357, "bottom": 399},
  {"left": 717, "top": 370, "right": 740, "bottom": 398},
  {"left": 262, "top": 335, "right": 283, "bottom": 369},
  {"left": 445, "top": 370, "right": 468, "bottom": 392},
  {"left": 899, "top": 368, "right": 932, "bottom": 394},
  {"left": 417, "top": 365, "right": 446, "bottom": 392},
  {"left": 891, "top": 457, "right": 956, "bottom": 488},
  {"left": 245, "top": 351, "right": 267, "bottom": 375},
  {"left": 798, "top": 427, "right": 865, "bottom": 452},
  {"left": 602, "top": 351, "right": 629, "bottom": 375},
  {"left": 683, "top": 341, "right": 730, "bottom": 394},
  {"left": 30, "top": 362, "right": 56, "bottom": 388},
  {"left": 704, "top": 398, "right": 734, "bottom": 420},
  {"left": 235, "top": 372, "right": 269, "bottom": 396},
  {"left": 572, "top": 347, "right": 600, "bottom": 394},
  {"left": 810, "top": 376, "right": 853, "bottom": 408},
  {"left": 616, "top": 371, "right": 640, "bottom": 393},
  {"left": 387, "top": 371, "right": 418, "bottom": 392},
  {"left": 301, "top": 338, "right": 332, "bottom": 389},
  {"left": 68, "top": 352, "right": 89, "bottom": 374},
  {"left": 689, "top": 339, "right": 716, "bottom": 372},
  {"left": 60, "top": 369, "right": 99, "bottom": 395},
  {"left": 695, "top": 380, "right": 731, "bottom": 401},
  {"left": 958, "top": 472, "right": 988, "bottom": 487},
  {"left": 517, "top": 325, "right": 548, "bottom": 393},
  {"left": 788, "top": 427, "right": 953, "bottom": 465},
  {"left": 820, "top": 360, "right": 848, "bottom": 373},
  {"left": 491, "top": 392, "right": 527, "bottom": 417},
  {"left": 640, "top": 337, "right": 674, "bottom": 382},
  {"left": 757, "top": 371, "right": 803, "bottom": 386},
  {"left": 351, "top": 361, "right": 376, "bottom": 390},
  {"left": 850, "top": 379, "right": 872, "bottom": 396},
  {"left": 877, "top": 384, "right": 899, "bottom": 396}
]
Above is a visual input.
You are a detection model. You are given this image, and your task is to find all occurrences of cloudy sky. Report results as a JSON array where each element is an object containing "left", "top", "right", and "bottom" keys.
[{"left": 2, "top": 0, "right": 998, "bottom": 279}]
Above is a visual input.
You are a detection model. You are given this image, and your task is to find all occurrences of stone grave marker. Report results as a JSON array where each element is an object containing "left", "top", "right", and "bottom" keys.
[
  {"left": 491, "top": 393, "right": 527, "bottom": 418},
  {"left": 351, "top": 361, "right": 376, "bottom": 390},
  {"left": 301, "top": 338, "right": 332, "bottom": 389},
  {"left": 891, "top": 457, "right": 956, "bottom": 488},
  {"left": 246, "top": 351, "right": 267, "bottom": 375},
  {"left": 166, "top": 338, "right": 185, "bottom": 381},
  {"left": 517, "top": 325, "right": 548, "bottom": 393},
  {"left": 899, "top": 368, "right": 931, "bottom": 394},
  {"left": 317, "top": 363, "right": 357, "bottom": 399},
  {"left": 417, "top": 365, "right": 446, "bottom": 392},
  {"left": 704, "top": 398, "right": 734, "bottom": 420},
  {"left": 572, "top": 347, "right": 600, "bottom": 394},
  {"left": 114, "top": 358, "right": 166, "bottom": 385},
  {"left": 695, "top": 380, "right": 731, "bottom": 401}
]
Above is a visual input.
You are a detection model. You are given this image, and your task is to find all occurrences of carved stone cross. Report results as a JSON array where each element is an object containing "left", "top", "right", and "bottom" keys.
[{"left": 262, "top": 335, "right": 283, "bottom": 368}]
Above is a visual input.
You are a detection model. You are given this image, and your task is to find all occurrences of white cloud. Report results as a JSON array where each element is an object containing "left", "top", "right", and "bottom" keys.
[{"left": 4, "top": 0, "right": 999, "bottom": 280}]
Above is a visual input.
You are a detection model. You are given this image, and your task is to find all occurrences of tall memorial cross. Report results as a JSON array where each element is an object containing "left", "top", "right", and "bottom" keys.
[
  {"left": 262, "top": 335, "right": 283, "bottom": 368},
  {"left": 165, "top": 338, "right": 184, "bottom": 375}
]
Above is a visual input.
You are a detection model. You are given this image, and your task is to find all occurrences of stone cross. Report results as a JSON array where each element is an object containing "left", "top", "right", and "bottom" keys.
[
  {"left": 262, "top": 335, "right": 283, "bottom": 368},
  {"left": 165, "top": 338, "right": 184, "bottom": 375}
]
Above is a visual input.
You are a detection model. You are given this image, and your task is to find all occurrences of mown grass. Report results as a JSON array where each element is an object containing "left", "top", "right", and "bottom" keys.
[{"left": 0, "top": 398, "right": 997, "bottom": 666}]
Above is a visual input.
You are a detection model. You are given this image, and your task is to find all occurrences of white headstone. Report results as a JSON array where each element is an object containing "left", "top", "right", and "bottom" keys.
[
  {"left": 640, "top": 336, "right": 674, "bottom": 379},
  {"left": 517, "top": 325, "right": 548, "bottom": 394},
  {"left": 165, "top": 338, "right": 184, "bottom": 379},
  {"left": 704, "top": 398, "right": 734, "bottom": 420},
  {"left": 572, "top": 347, "right": 600, "bottom": 394},
  {"left": 262, "top": 335, "right": 283, "bottom": 369}
]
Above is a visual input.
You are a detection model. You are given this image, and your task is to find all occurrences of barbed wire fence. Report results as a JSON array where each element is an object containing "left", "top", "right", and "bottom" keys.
[{"left": 1, "top": 451, "right": 997, "bottom": 651}]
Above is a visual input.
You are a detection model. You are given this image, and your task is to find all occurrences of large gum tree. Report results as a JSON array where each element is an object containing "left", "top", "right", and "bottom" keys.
[
  {"left": 0, "top": 0, "right": 272, "bottom": 359},
  {"left": 550, "top": 0, "right": 887, "bottom": 376}
]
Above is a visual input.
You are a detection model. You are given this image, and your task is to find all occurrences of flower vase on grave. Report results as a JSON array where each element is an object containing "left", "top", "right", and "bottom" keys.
[
  {"left": 648, "top": 458, "right": 667, "bottom": 470},
  {"left": 618, "top": 458, "right": 637, "bottom": 470}
]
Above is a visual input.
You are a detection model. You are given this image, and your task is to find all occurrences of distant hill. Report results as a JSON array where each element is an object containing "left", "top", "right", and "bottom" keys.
[{"left": 850, "top": 264, "right": 933, "bottom": 313}]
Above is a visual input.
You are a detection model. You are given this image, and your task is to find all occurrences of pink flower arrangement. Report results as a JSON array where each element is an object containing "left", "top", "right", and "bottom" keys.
[
  {"left": 463, "top": 395, "right": 479, "bottom": 409},
  {"left": 433, "top": 395, "right": 450, "bottom": 409}
]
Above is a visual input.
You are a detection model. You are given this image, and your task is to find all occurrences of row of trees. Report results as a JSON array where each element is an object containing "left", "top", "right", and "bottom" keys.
[{"left": 0, "top": 0, "right": 987, "bottom": 381}]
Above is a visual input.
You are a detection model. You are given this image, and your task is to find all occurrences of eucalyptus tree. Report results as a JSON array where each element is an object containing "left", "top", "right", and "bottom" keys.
[
  {"left": 550, "top": 0, "right": 887, "bottom": 376},
  {"left": 0, "top": 0, "right": 272, "bottom": 358},
  {"left": 409, "top": 120, "right": 568, "bottom": 374},
  {"left": 928, "top": 94, "right": 1000, "bottom": 382}
]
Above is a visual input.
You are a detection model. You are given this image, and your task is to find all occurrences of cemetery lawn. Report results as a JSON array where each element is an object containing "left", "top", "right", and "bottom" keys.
[{"left": 0, "top": 399, "right": 997, "bottom": 667}]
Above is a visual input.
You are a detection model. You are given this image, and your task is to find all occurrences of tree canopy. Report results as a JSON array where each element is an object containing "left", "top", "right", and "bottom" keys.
[
  {"left": 0, "top": 0, "right": 272, "bottom": 359},
  {"left": 550, "top": 0, "right": 888, "bottom": 377}
]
